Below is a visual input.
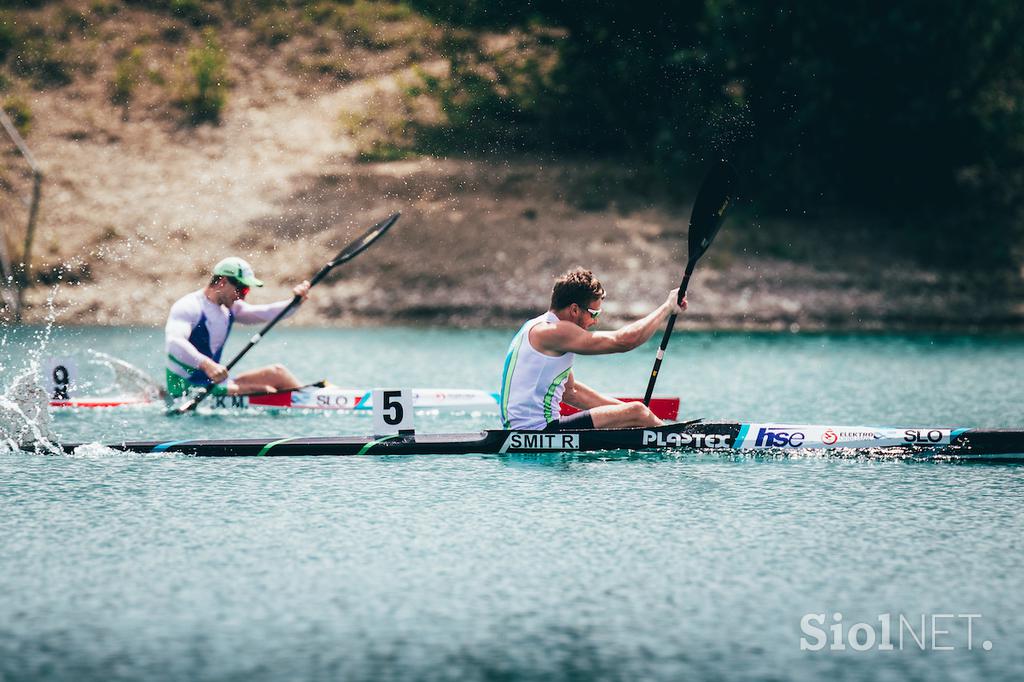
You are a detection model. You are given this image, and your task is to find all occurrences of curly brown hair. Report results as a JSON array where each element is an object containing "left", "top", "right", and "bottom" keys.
[{"left": 550, "top": 267, "right": 605, "bottom": 310}]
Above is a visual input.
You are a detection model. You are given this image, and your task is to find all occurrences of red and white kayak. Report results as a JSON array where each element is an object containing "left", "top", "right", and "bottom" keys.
[
  {"left": 211, "top": 387, "right": 502, "bottom": 412},
  {"left": 49, "top": 385, "right": 681, "bottom": 419}
]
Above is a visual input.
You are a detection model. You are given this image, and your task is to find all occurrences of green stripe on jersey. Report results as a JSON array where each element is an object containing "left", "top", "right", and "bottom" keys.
[
  {"left": 499, "top": 330, "right": 525, "bottom": 428},
  {"left": 167, "top": 353, "right": 196, "bottom": 374},
  {"left": 543, "top": 367, "right": 571, "bottom": 422}
]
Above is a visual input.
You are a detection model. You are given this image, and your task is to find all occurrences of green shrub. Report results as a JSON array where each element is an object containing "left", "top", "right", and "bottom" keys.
[
  {"left": 343, "top": 1, "right": 391, "bottom": 49},
  {"left": 303, "top": 1, "right": 343, "bottom": 27},
  {"left": 160, "top": 21, "right": 188, "bottom": 43},
  {"left": 111, "top": 47, "right": 143, "bottom": 106},
  {"left": 178, "top": 29, "right": 227, "bottom": 124},
  {"left": 56, "top": 6, "right": 90, "bottom": 38},
  {"left": 229, "top": 0, "right": 298, "bottom": 26},
  {"left": 12, "top": 34, "right": 73, "bottom": 88},
  {"left": 404, "top": 35, "right": 555, "bottom": 156},
  {"left": 170, "top": 0, "right": 219, "bottom": 26},
  {"left": 357, "top": 141, "right": 412, "bottom": 162},
  {"left": 252, "top": 10, "right": 295, "bottom": 46},
  {"left": 0, "top": 12, "right": 17, "bottom": 62},
  {"left": 289, "top": 53, "right": 353, "bottom": 81},
  {"left": 372, "top": 1, "right": 413, "bottom": 22},
  {"left": 3, "top": 96, "right": 32, "bottom": 136},
  {"left": 339, "top": 99, "right": 418, "bottom": 162},
  {"left": 90, "top": 0, "right": 120, "bottom": 18}
]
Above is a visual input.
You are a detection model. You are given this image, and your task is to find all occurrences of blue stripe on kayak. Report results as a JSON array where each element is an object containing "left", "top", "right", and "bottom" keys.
[
  {"left": 952, "top": 428, "right": 969, "bottom": 438},
  {"left": 152, "top": 440, "right": 188, "bottom": 452},
  {"left": 354, "top": 390, "right": 373, "bottom": 410},
  {"left": 733, "top": 424, "right": 750, "bottom": 449}
]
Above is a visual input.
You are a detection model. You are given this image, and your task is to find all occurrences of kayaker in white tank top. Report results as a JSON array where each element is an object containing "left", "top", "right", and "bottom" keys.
[
  {"left": 499, "top": 267, "right": 686, "bottom": 431},
  {"left": 500, "top": 311, "right": 577, "bottom": 429}
]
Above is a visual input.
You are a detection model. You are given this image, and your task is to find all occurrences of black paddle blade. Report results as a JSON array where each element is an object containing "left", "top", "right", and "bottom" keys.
[
  {"left": 687, "top": 160, "right": 738, "bottom": 264},
  {"left": 642, "top": 160, "right": 738, "bottom": 405},
  {"left": 331, "top": 212, "right": 400, "bottom": 267},
  {"left": 310, "top": 212, "right": 400, "bottom": 286}
]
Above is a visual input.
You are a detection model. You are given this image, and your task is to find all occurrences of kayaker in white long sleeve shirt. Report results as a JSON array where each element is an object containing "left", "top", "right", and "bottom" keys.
[{"left": 164, "top": 256, "right": 310, "bottom": 397}]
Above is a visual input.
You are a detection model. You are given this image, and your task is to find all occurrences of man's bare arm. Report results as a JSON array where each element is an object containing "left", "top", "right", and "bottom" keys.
[
  {"left": 534, "top": 290, "right": 686, "bottom": 356},
  {"left": 561, "top": 373, "right": 621, "bottom": 409}
]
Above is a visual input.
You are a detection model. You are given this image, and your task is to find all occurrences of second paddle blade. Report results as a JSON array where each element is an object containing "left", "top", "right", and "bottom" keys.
[{"left": 331, "top": 212, "right": 400, "bottom": 267}]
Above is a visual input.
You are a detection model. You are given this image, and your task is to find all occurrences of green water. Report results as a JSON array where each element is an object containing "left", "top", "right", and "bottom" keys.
[{"left": 2, "top": 326, "right": 1023, "bottom": 681}]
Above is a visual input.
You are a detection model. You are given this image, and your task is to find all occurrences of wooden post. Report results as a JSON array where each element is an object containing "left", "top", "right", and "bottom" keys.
[
  {"left": 17, "top": 171, "right": 43, "bottom": 314},
  {"left": 0, "top": 108, "right": 43, "bottom": 323},
  {"left": 0, "top": 226, "right": 17, "bottom": 320}
]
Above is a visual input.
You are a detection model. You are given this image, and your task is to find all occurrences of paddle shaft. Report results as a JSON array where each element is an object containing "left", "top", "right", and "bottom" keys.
[
  {"left": 210, "top": 251, "right": 344, "bottom": 379},
  {"left": 642, "top": 264, "right": 694, "bottom": 405},
  {"left": 221, "top": 294, "right": 303, "bottom": 375}
]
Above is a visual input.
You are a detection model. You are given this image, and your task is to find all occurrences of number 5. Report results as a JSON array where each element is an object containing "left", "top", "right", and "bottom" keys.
[{"left": 382, "top": 390, "right": 404, "bottom": 425}]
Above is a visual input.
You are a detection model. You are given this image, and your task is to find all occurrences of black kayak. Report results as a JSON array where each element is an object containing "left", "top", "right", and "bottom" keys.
[{"left": 35, "top": 420, "right": 1024, "bottom": 460}]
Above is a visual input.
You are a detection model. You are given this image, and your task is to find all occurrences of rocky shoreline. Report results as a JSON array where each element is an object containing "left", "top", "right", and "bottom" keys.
[{"left": 20, "top": 230, "right": 1024, "bottom": 334}]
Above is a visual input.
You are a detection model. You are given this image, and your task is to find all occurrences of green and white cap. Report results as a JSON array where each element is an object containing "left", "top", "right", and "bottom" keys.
[{"left": 212, "top": 257, "right": 264, "bottom": 287}]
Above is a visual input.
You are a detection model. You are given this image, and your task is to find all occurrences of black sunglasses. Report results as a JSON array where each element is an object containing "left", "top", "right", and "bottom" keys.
[{"left": 226, "top": 277, "right": 250, "bottom": 296}]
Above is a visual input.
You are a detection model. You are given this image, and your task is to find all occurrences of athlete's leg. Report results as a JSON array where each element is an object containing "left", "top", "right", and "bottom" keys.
[
  {"left": 589, "top": 401, "right": 663, "bottom": 428},
  {"left": 543, "top": 410, "right": 595, "bottom": 431},
  {"left": 230, "top": 364, "right": 302, "bottom": 394}
]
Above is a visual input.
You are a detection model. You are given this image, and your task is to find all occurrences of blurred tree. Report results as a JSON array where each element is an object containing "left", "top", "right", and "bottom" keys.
[{"left": 410, "top": 0, "right": 1024, "bottom": 245}]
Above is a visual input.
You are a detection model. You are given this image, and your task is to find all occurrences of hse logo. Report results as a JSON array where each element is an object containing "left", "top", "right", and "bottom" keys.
[
  {"left": 642, "top": 431, "right": 731, "bottom": 448},
  {"left": 755, "top": 427, "right": 805, "bottom": 448},
  {"left": 823, "top": 429, "right": 838, "bottom": 445},
  {"left": 501, "top": 433, "right": 580, "bottom": 452}
]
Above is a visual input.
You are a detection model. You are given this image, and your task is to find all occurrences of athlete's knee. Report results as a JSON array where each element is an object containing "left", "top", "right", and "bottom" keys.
[
  {"left": 625, "top": 401, "right": 660, "bottom": 425},
  {"left": 625, "top": 401, "right": 650, "bottom": 418},
  {"left": 270, "top": 363, "right": 288, "bottom": 377}
]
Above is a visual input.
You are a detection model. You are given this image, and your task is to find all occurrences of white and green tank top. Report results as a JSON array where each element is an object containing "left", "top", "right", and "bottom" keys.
[{"left": 499, "top": 311, "right": 575, "bottom": 430}]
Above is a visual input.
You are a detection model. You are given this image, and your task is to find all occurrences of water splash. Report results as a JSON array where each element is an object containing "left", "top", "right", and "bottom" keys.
[
  {"left": 0, "top": 365, "right": 59, "bottom": 454},
  {"left": 0, "top": 284, "right": 65, "bottom": 454},
  {"left": 87, "top": 350, "right": 165, "bottom": 399}
]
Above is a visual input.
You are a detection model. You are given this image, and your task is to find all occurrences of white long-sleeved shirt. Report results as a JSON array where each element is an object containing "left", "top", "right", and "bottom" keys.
[{"left": 165, "top": 289, "right": 295, "bottom": 380}]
